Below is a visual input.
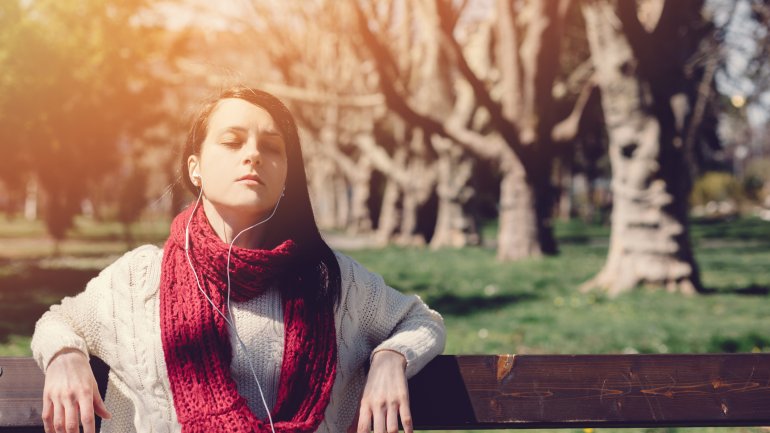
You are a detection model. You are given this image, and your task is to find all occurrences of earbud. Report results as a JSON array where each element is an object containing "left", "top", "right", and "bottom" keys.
[{"left": 192, "top": 171, "right": 201, "bottom": 186}]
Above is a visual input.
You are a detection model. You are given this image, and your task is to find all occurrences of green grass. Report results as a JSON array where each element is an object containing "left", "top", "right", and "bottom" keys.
[
  {"left": 1, "top": 216, "right": 769, "bottom": 432},
  {"left": 347, "top": 237, "right": 770, "bottom": 356}
]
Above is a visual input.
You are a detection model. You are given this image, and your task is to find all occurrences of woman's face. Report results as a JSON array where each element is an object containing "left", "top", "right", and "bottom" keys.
[{"left": 188, "top": 98, "right": 288, "bottom": 221}]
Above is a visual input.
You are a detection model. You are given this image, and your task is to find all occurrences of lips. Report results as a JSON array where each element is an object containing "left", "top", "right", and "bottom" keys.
[{"left": 237, "top": 173, "right": 264, "bottom": 185}]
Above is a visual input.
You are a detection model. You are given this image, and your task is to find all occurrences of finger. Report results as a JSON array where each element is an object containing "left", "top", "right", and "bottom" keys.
[
  {"left": 63, "top": 396, "right": 80, "bottom": 433},
  {"left": 399, "top": 402, "right": 414, "bottom": 433},
  {"left": 42, "top": 396, "right": 53, "bottom": 433},
  {"left": 357, "top": 406, "right": 372, "bottom": 433},
  {"left": 52, "top": 400, "right": 66, "bottom": 433},
  {"left": 373, "top": 403, "right": 386, "bottom": 433},
  {"left": 93, "top": 390, "right": 112, "bottom": 420},
  {"left": 79, "top": 393, "right": 96, "bottom": 433},
  {"left": 386, "top": 402, "right": 399, "bottom": 433}
]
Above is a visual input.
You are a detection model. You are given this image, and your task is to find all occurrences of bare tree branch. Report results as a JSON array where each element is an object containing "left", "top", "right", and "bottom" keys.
[
  {"left": 551, "top": 75, "right": 597, "bottom": 143},
  {"left": 434, "top": 0, "right": 523, "bottom": 150},
  {"left": 558, "top": 0, "right": 575, "bottom": 22},
  {"left": 616, "top": 0, "right": 655, "bottom": 67},
  {"left": 261, "top": 82, "right": 384, "bottom": 107},
  {"left": 350, "top": 1, "right": 448, "bottom": 134},
  {"left": 564, "top": 59, "right": 595, "bottom": 93},
  {"left": 353, "top": 133, "right": 411, "bottom": 186},
  {"left": 350, "top": 0, "right": 509, "bottom": 164}
]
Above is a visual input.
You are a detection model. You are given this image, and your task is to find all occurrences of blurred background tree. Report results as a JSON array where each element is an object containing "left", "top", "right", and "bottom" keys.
[
  {"left": 0, "top": 0, "right": 182, "bottom": 251},
  {"left": 1, "top": 0, "right": 768, "bottom": 295}
]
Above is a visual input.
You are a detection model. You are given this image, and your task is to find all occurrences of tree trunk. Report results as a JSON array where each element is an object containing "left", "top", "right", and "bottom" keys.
[
  {"left": 383, "top": 129, "right": 432, "bottom": 246},
  {"left": 396, "top": 189, "right": 424, "bottom": 246},
  {"left": 375, "top": 175, "right": 400, "bottom": 245},
  {"left": 24, "top": 176, "right": 38, "bottom": 221},
  {"left": 430, "top": 141, "right": 480, "bottom": 249},
  {"left": 334, "top": 174, "right": 350, "bottom": 230},
  {"left": 557, "top": 159, "right": 573, "bottom": 221},
  {"left": 347, "top": 157, "right": 373, "bottom": 235},
  {"left": 308, "top": 157, "right": 338, "bottom": 230},
  {"left": 497, "top": 153, "right": 542, "bottom": 260},
  {"left": 581, "top": 0, "right": 700, "bottom": 296}
]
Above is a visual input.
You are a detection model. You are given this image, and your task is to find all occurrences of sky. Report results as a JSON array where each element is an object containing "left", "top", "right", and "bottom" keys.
[{"left": 711, "top": 0, "right": 769, "bottom": 128}]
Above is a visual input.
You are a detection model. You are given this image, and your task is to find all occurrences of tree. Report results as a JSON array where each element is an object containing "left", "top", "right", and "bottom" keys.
[
  {"left": 0, "top": 0, "right": 177, "bottom": 242},
  {"left": 351, "top": 0, "right": 596, "bottom": 260},
  {"left": 581, "top": 0, "right": 723, "bottom": 295},
  {"left": 117, "top": 163, "right": 149, "bottom": 247}
]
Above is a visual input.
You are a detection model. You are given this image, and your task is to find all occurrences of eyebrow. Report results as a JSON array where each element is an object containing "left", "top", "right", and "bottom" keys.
[{"left": 215, "top": 126, "right": 282, "bottom": 137}]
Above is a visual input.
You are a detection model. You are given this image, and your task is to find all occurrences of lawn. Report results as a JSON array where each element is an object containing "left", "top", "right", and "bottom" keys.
[
  {"left": 351, "top": 218, "right": 770, "bottom": 357},
  {"left": 1, "top": 216, "right": 768, "bottom": 433}
]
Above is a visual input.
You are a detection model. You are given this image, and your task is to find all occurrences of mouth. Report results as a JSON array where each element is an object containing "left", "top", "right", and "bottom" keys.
[{"left": 237, "top": 173, "right": 265, "bottom": 185}]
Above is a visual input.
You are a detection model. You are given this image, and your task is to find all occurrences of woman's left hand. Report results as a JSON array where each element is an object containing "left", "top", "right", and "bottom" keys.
[{"left": 353, "top": 350, "right": 412, "bottom": 433}]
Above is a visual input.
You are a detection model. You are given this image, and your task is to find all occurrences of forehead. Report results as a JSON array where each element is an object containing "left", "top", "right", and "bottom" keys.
[{"left": 207, "top": 98, "right": 278, "bottom": 132}]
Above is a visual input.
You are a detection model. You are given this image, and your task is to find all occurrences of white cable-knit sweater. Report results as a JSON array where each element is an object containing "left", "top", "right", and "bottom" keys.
[{"left": 31, "top": 245, "right": 446, "bottom": 433}]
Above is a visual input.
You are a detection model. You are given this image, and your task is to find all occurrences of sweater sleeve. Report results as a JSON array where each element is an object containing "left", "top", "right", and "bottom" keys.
[
  {"left": 339, "top": 253, "right": 446, "bottom": 379},
  {"left": 30, "top": 245, "right": 159, "bottom": 372}
]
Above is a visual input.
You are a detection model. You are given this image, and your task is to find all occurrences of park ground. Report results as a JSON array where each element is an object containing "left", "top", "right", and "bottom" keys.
[{"left": 1, "top": 217, "right": 769, "bottom": 433}]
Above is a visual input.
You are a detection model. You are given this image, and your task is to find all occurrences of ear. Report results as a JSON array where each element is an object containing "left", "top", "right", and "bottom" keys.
[{"left": 187, "top": 155, "right": 200, "bottom": 186}]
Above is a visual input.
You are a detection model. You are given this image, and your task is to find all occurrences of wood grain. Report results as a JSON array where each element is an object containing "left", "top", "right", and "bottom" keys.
[
  {"left": 408, "top": 354, "right": 770, "bottom": 429},
  {"left": 2, "top": 354, "right": 769, "bottom": 430}
]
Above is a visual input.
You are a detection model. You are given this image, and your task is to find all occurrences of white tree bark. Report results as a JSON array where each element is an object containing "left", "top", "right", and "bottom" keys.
[
  {"left": 375, "top": 170, "right": 402, "bottom": 245},
  {"left": 430, "top": 137, "right": 480, "bottom": 249},
  {"left": 581, "top": 0, "right": 700, "bottom": 296}
]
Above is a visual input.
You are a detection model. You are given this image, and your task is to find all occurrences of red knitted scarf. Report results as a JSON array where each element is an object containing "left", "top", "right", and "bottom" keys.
[{"left": 160, "top": 204, "right": 337, "bottom": 433}]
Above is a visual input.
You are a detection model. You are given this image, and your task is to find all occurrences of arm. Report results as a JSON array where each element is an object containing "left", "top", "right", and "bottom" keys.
[
  {"left": 356, "top": 262, "right": 446, "bottom": 378},
  {"left": 30, "top": 246, "right": 157, "bottom": 433},
  {"left": 31, "top": 262, "right": 114, "bottom": 433},
  {"left": 341, "top": 255, "right": 446, "bottom": 433}
]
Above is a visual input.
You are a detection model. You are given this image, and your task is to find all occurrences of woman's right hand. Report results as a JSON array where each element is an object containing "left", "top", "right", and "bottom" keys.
[{"left": 42, "top": 348, "right": 111, "bottom": 433}]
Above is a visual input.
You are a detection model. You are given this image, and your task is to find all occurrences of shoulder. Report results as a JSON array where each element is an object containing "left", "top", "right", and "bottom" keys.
[
  {"left": 116, "top": 244, "right": 163, "bottom": 273},
  {"left": 124, "top": 243, "right": 163, "bottom": 262},
  {"left": 94, "top": 244, "right": 163, "bottom": 295}
]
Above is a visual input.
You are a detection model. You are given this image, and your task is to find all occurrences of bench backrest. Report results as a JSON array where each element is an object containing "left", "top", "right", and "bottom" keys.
[
  {"left": 409, "top": 354, "right": 770, "bottom": 429},
  {"left": 1, "top": 354, "right": 769, "bottom": 430}
]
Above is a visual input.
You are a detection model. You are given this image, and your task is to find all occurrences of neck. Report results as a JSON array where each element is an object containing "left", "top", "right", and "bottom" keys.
[{"left": 201, "top": 200, "right": 269, "bottom": 249}]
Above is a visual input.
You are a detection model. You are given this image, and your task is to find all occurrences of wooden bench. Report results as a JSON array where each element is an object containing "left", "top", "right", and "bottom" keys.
[{"left": 2, "top": 354, "right": 769, "bottom": 431}]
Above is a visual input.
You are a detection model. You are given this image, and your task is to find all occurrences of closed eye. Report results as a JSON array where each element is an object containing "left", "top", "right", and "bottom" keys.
[{"left": 219, "top": 132, "right": 243, "bottom": 147}]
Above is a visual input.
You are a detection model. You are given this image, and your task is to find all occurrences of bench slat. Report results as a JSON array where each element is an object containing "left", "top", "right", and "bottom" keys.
[
  {"left": 0, "top": 357, "right": 45, "bottom": 427},
  {"left": 2, "top": 354, "right": 769, "bottom": 430},
  {"left": 408, "top": 354, "right": 770, "bottom": 429}
]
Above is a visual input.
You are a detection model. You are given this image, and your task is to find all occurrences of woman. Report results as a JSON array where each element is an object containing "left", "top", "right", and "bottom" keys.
[{"left": 31, "top": 87, "right": 446, "bottom": 433}]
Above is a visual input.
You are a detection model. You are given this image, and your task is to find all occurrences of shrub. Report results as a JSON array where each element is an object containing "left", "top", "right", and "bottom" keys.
[
  {"left": 743, "top": 157, "right": 770, "bottom": 204},
  {"left": 690, "top": 171, "right": 743, "bottom": 208}
]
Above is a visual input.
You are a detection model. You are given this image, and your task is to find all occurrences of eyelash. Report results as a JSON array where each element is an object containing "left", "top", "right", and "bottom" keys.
[{"left": 220, "top": 139, "right": 282, "bottom": 153}]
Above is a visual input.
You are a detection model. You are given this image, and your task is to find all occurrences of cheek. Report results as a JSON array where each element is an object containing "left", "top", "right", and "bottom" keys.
[
  {"left": 202, "top": 149, "right": 237, "bottom": 171},
  {"left": 270, "top": 156, "right": 289, "bottom": 179}
]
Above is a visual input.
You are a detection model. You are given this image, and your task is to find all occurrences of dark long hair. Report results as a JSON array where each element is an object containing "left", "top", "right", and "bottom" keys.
[{"left": 180, "top": 86, "right": 341, "bottom": 306}]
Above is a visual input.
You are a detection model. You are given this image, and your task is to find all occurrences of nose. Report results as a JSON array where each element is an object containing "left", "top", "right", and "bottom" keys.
[{"left": 243, "top": 138, "right": 261, "bottom": 166}]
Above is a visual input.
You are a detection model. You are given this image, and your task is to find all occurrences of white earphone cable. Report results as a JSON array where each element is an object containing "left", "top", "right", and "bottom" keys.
[{"left": 184, "top": 184, "right": 285, "bottom": 433}]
